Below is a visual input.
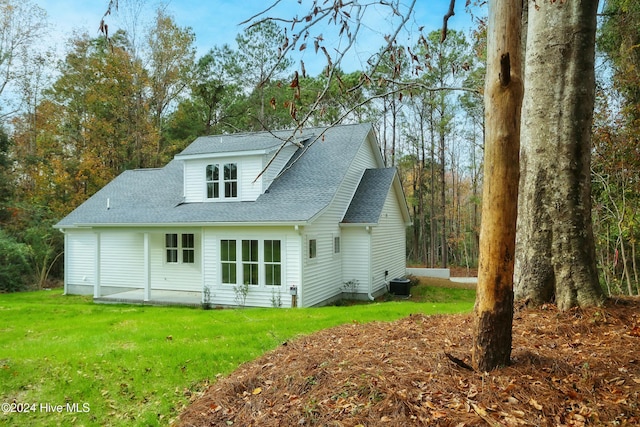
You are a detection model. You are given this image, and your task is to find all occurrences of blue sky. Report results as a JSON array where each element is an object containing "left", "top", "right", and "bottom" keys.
[{"left": 39, "top": 0, "right": 484, "bottom": 73}]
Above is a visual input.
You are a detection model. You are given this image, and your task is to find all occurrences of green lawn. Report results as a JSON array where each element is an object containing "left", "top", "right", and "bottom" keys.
[{"left": 0, "top": 287, "right": 474, "bottom": 426}]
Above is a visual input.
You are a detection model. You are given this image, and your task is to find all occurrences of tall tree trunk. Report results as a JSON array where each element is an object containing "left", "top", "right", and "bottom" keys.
[
  {"left": 429, "top": 102, "right": 437, "bottom": 268},
  {"left": 439, "top": 112, "right": 447, "bottom": 268},
  {"left": 473, "top": 0, "right": 523, "bottom": 372},
  {"left": 619, "top": 240, "right": 633, "bottom": 295},
  {"left": 515, "top": 0, "right": 604, "bottom": 310}
]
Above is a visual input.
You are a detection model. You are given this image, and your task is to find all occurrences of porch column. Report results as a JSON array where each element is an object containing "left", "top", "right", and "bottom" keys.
[
  {"left": 201, "top": 228, "right": 206, "bottom": 303},
  {"left": 63, "top": 232, "right": 68, "bottom": 295},
  {"left": 93, "top": 232, "right": 101, "bottom": 298},
  {"left": 143, "top": 232, "right": 150, "bottom": 302}
]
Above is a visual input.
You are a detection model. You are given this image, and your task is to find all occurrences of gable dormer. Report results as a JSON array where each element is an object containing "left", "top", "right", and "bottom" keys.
[{"left": 175, "top": 132, "right": 303, "bottom": 203}]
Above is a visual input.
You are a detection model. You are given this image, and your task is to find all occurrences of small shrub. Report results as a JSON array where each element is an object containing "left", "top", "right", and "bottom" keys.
[
  {"left": 406, "top": 274, "right": 420, "bottom": 288},
  {"left": 233, "top": 282, "right": 249, "bottom": 308},
  {"left": 270, "top": 288, "right": 282, "bottom": 308},
  {"left": 202, "top": 285, "right": 212, "bottom": 310}
]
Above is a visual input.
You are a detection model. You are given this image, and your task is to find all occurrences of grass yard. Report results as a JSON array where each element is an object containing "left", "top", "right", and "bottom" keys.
[{"left": 0, "top": 284, "right": 474, "bottom": 426}]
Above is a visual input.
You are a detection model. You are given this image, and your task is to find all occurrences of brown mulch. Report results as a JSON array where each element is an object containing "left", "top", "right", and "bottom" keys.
[{"left": 177, "top": 297, "right": 640, "bottom": 426}]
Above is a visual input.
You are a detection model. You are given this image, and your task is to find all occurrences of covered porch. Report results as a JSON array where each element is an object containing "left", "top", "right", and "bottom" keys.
[{"left": 94, "top": 289, "right": 202, "bottom": 307}]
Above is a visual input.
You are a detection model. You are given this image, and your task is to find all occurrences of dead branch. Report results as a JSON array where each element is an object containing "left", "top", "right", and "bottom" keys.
[
  {"left": 441, "top": 0, "right": 456, "bottom": 42},
  {"left": 445, "top": 352, "right": 474, "bottom": 371}
]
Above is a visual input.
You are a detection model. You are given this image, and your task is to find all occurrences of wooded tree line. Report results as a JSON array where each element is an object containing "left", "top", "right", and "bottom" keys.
[
  {"left": 0, "top": 0, "right": 637, "bottom": 302},
  {"left": 593, "top": 0, "right": 640, "bottom": 297}
]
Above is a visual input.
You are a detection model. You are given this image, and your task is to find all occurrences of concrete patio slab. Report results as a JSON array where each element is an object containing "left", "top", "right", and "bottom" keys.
[{"left": 94, "top": 289, "right": 202, "bottom": 307}]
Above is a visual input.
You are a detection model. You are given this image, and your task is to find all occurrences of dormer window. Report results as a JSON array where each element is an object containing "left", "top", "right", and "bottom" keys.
[{"left": 206, "top": 163, "right": 237, "bottom": 200}]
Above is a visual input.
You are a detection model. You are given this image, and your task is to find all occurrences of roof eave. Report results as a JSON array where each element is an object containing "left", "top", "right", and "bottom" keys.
[
  {"left": 55, "top": 220, "right": 309, "bottom": 230},
  {"left": 175, "top": 149, "right": 269, "bottom": 160},
  {"left": 339, "top": 222, "right": 378, "bottom": 227}
]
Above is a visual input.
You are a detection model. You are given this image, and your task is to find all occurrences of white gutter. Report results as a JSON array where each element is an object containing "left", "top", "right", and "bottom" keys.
[{"left": 53, "top": 220, "right": 308, "bottom": 229}]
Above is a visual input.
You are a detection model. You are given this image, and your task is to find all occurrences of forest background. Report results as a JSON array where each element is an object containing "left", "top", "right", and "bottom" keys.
[{"left": 0, "top": 0, "right": 637, "bottom": 297}]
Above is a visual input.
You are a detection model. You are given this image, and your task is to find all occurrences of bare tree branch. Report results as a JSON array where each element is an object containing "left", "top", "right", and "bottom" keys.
[
  {"left": 246, "top": 0, "right": 475, "bottom": 183},
  {"left": 239, "top": 0, "right": 284, "bottom": 26},
  {"left": 441, "top": 0, "right": 456, "bottom": 42},
  {"left": 99, "top": 0, "right": 119, "bottom": 38}
]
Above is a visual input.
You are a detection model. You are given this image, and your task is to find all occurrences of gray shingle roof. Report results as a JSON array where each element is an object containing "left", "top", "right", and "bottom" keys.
[
  {"left": 55, "top": 123, "right": 379, "bottom": 227},
  {"left": 177, "top": 129, "right": 310, "bottom": 156},
  {"left": 341, "top": 168, "right": 398, "bottom": 224}
]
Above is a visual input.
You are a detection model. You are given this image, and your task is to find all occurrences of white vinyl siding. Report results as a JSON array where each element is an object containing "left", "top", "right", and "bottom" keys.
[
  {"left": 65, "top": 231, "right": 96, "bottom": 289},
  {"left": 149, "top": 232, "right": 201, "bottom": 291},
  {"left": 241, "top": 158, "right": 262, "bottom": 200},
  {"left": 100, "top": 232, "right": 144, "bottom": 288},
  {"left": 202, "top": 227, "right": 301, "bottom": 308},
  {"left": 370, "top": 185, "right": 407, "bottom": 293},
  {"left": 183, "top": 159, "right": 206, "bottom": 202},
  {"left": 340, "top": 227, "right": 370, "bottom": 294},
  {"left": 300, "top": 132, "right": 381, "bottom": 307},
  {"left": 183, "top": 156, "right": 263, "bottom": 202}
]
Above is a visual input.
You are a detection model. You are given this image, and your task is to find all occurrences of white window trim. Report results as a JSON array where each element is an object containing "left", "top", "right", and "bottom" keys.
[
  {"left": 205, "top": 162, "right": 240, "bottom": 201},
  {"left": 220, "top": 239, "right": 238, "bottom": 284},
  {"left": 333, "top": 234, "right": 341, "bottom": 257},
  {"left": 219, "top": 238, "right": 283, "bottom": 287},
  {"left": 264, "top": 239, "right": 283, "bottom": 287},
  {"left": 306, "top": 236, "right": 318, "bottom": 264},
  {"left": 165, "top": 233, "right": 196, "bottom": 265}
]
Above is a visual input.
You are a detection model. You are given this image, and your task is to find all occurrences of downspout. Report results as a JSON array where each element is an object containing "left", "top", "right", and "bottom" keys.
[{"left": 366, "top": 226, "right": 374, "bottom": 301}]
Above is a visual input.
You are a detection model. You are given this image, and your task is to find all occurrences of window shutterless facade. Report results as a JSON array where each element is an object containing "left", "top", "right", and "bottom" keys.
[
  {"left": 308, "top": 238, "right": 317, "bottom": 259},
  {"left": 242, "top": 239, "right": 259, "bottom": 285},
  {"left": 206, "top": 163, "right": 237, "bottom": 200},
  {"left": 220, "top": 239, "right": 237, "bottom": 284},
  {"left": 264, "top": 240, "right": 281, "bottom": 286},
  {"left": 220, "top": 239, "right": 281, "bottom": 286},
  {"left": 166, "top": 233, "right": 195, "bottom": 264},
  {"left": 206, "top": 164, "right": 219, "bottom": 198},
  {"left": 182, "top": 233, "right": 195, "bottom": 263},
  {"left": 166, "top": 233, "right": 178, "bottom": 263}
]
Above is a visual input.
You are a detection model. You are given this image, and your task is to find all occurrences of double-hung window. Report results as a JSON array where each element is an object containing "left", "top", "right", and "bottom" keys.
[
  {"left": 206, "top": 164, "right": 219, "bottom": 199},
  {"left": 166, "top": 233, "right": 195, "bottom": 264},
  {"left": 264, "top": 240, "right": 281, "bottom": 286},
  {"left": 224, "top": 163, "right": 237, "bottom": 198},
  {"left": 206, "top": 163, "right": 237, "bottom": 200},
  {"left": 182, "top": 234, "right": 195, "bottom": 263},
  {"left": 166, "top": 234, "right": 178, "bottom": 263},
  {"left": 220, "top": 240, "right": 237, "bottom": 284},
  {"left": 242, "top": 240, "right": 259, "bottom": 285}
]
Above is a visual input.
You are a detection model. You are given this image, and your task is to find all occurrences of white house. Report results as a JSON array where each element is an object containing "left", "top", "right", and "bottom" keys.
[{"left": 54, "top": 123, "right": 411, "bottom": 307}]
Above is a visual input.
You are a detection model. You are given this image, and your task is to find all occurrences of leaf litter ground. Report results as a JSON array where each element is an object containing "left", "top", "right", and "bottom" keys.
[{"left": 178, "top": 297, "right": 640, "bottom": 426}]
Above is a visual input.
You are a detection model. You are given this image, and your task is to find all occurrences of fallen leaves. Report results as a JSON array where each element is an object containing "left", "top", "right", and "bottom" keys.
[
  {"left": 528, "top": 398, "right": 543, "bottom": 411},
  {"left": 179, "top": 297, "right": 640, "bottom": 426}
]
